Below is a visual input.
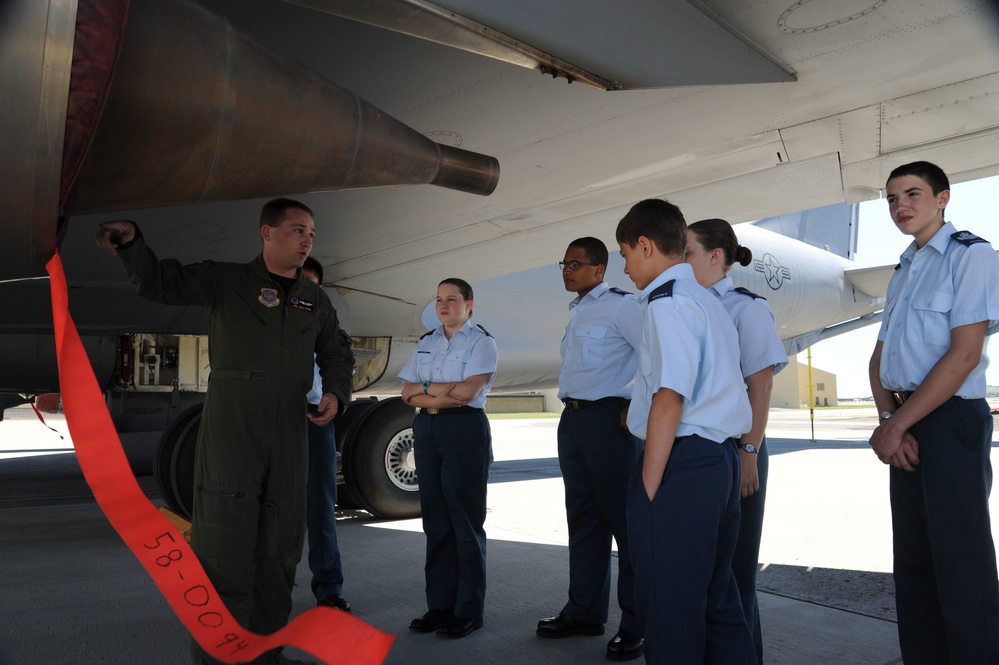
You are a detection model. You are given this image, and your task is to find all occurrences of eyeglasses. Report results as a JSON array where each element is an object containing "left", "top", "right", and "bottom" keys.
[{"left": 559, "top": 260, "right": 598, "bottom": 271}]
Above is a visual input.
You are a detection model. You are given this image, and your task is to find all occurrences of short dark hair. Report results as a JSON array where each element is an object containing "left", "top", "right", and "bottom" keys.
[
  {"left": 887, "top": 161, "right": 950, "bottom": 195},
  {"left": 567, "top": 237, "right": 609, "bottom": 268},
  {"left": 260, "top": 197, "right": 314, "bottom": 228},
  {"left": 615, "top": 199, "right": 687, "bottom": 257},
  {"left": 302, "top": 256, "right": 324, "bottom": 283},
  {"left": 687, "top": 218, "right": 752, "bottom": 269}
]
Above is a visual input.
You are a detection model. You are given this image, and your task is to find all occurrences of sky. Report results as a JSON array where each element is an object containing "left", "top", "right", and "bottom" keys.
[{"left": 801, "top": 173, "right": 999, "bottom": 399}]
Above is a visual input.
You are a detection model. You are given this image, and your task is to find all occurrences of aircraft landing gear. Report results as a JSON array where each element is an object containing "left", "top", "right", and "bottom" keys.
[
  {"left": 153, "top": 397, "right": 421, "bottom": 521},
  {"left": 340, "top": 397, "right": 420, "bottom": 519}
]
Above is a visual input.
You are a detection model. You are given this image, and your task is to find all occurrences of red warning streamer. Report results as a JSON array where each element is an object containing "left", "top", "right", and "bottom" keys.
[{"left": 47, "top": 252, "right": 394, "bottom": 664}]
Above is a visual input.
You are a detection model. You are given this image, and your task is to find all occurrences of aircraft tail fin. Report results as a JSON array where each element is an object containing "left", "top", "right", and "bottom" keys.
[{"left": 750, "top": 202, "right": 859, "bottom": 260}]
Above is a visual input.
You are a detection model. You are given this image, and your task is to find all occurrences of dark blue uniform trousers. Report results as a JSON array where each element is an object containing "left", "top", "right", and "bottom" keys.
[
  {"left": 732, "top": 436, "right": 768, "bottom": 665},
  {"left": 627, "top": 435, "right": 756, "bottom": 665},
  {"left": 891, "top": 396, "right": 999, "bottom": 664},
  {"left": 413, "top": 410, "right": 491, "bottom": 620},
  {"left": 558, "top": 401, "right": 639, "bottom": 632},
  {"left": 306, "top": 417, "right": 343, "bottom": 602}
]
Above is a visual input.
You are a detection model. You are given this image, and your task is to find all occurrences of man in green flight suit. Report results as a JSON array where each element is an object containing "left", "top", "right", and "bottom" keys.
[{"left": 96, "top": 198, "right": 355, "bottom": 665}]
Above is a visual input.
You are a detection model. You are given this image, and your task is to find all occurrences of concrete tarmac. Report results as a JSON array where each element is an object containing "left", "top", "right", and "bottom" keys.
[{"left": 3, "top": 405, "right": 998, "bottom": 664}]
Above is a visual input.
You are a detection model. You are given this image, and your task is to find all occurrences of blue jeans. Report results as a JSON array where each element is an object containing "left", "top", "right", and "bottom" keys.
[{"left": 306, "top": 416, "right": 343, "bottom": 601}]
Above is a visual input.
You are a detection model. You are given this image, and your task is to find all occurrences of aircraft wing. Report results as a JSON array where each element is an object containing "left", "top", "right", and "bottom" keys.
[
  {"left": 845, "top": 265, "right": 897, "bottom": 300},
  {"left": 4, "top": 0, "right": 999, "bottom": 392}
]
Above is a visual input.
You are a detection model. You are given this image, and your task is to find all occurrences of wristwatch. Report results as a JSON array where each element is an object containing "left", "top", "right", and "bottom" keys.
[
  {"left": 737, "top": 443, "right": 758, "bottom": 454},
  {"left": 879, "top": 410, "right": 894, "bottom": 424},
  {"left": 422, "top": 381, "right": 430, "bottom": 394}
]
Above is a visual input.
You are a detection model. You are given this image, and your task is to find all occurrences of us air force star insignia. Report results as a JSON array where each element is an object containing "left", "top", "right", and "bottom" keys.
[
  {"left": 754, "top": 253, "right": 791, "bottom": 290},
  {"left": 258, "top": 288, "right": 280, "bottom": 308}
]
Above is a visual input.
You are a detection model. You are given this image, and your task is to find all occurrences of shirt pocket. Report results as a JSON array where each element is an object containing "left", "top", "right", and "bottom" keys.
[
  {"left": 910, "top": 292, "right": 953, "bottom": 347},
  {"left": 414, "top": 351, "right": 434, "bottom": 382},
  {"left": 442, "top": 349, "right": 472, "bottom": 382},
  {"left": 575, "top": 325, "right": 607, "bottom": 366}
]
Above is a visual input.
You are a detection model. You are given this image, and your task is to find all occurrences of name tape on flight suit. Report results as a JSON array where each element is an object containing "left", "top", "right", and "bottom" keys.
[{"left": 46, "top": 252, "right": 394, "bottom": 665}]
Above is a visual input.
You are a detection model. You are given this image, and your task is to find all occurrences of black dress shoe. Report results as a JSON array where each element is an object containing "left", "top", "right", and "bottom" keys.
[
  {"left": 316, "top": 594, "right": 351, "bottom": 612},
  {"left": 436, "top": 615, "right": 483, "bottom": 638},
  {"left": 606, "top": 630, "right": 645, "bottom": 661},
  {"left": 536, "top": 613, "right": 605, "bottom": 638},
  {"left": 409, "top": 609, "right": 453, "bottom": 632}
]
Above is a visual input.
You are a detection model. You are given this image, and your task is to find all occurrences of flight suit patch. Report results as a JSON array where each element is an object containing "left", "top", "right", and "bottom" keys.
[
  {"left": 258, "top": 288, "right": 280, "bottom": 308},
  {"left": 288, "top": 296, "right": 315, "bottom": 313}
]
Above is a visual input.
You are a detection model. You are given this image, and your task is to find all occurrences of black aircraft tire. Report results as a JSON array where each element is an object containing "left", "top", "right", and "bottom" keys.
[
  {"left": 333, "top": 398, "right": 381, "bottom": 509},
  {"left": 154, "top": 403, "right": 203, "bottom": 520},
  {"left": 344, "top": 397, "right": 420, "bottom": 520}
]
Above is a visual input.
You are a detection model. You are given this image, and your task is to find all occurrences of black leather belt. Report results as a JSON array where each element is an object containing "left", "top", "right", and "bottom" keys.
[
  {"left": 420, "top": 406, "right": 483, "bottom": 416},
  {"left": 561, "top": 396, "right": 628, "bottom": 411},
  {"left": 893, "top": 391, "right": 914, "bottom": 407}
]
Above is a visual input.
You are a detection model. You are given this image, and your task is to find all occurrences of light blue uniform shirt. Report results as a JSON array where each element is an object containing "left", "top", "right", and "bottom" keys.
[
  {"left": 559, "top": 282, "right": 643, "bottom": 400},
  {"left": 627, "top": 263, "right": 752, "bottom": 443},
  {"left": 307, "top": 356, "right": 323, "bottom": 406},
  {"left": 710, "top": 277, "right": 788, "bottom": 379},
  {"left": 398, "top": 320, "right": 499, "bottom": 410},
  {"left": 877, "top": 222, "right": 999, "bottom": 398}
]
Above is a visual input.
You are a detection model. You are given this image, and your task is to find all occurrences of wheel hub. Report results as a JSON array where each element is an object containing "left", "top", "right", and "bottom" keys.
[{"left": 384, "top": 427, "right": 418, "bottom": 491}]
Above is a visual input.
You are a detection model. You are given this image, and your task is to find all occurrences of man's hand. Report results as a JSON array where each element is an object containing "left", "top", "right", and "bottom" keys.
[
  {"left": 95, "top": 220, "right": 137, "bottom": 256},
  {"left": 889, "top": 433, "right": 920, "bottom": 471},
  {"left": 870, "top": 420, "right": 920, "bottom": 471},
  {"left": 739, "top": 449, "right": 760, "bottom": 498},
  {"left": 308, "top": 393, "right": 339, "bottom": 426}
]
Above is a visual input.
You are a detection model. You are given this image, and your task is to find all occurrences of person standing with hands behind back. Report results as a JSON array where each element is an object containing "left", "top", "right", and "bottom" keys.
[
  {"left": 399, "top": 278, "right": 498, "bottom": 639},
  {"left": 685, "top": 219, "right": 787, "bottom": 665},
  {"left": 537, "top": 237, "right": 645, "bottom": 661},
  {"left": 869, "top": 161, "right": 999, "bottom": 664}
]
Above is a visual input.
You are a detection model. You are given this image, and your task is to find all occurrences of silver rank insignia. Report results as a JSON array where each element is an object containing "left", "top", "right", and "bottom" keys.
[{"left": 258, "top": 288, "right": 280, "bottom": 308}]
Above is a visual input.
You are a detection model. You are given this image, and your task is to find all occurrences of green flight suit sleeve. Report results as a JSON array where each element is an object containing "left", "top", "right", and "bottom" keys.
[{"left": 115, "top": 230, "right": 216, "bottom": 308}]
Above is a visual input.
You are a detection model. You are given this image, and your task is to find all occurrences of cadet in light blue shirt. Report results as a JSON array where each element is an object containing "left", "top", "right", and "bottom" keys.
[
  {"left": 869, "top": 161, "right": 999, "bottom": 664},
  {"left": 399, "top": 278, "right": 498, "bottom": 639},
  {"left": 558, "top": 285, "right": 642, "bottom": 402},
  {"left": 536, "top": 238, "right": 645, "bottom": 661},
  {"left": 616, "top": 199, "right": 755, "bottom": 665},
  {"left": 686, "top": 219, "right": 788, "bottom": 665}
]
